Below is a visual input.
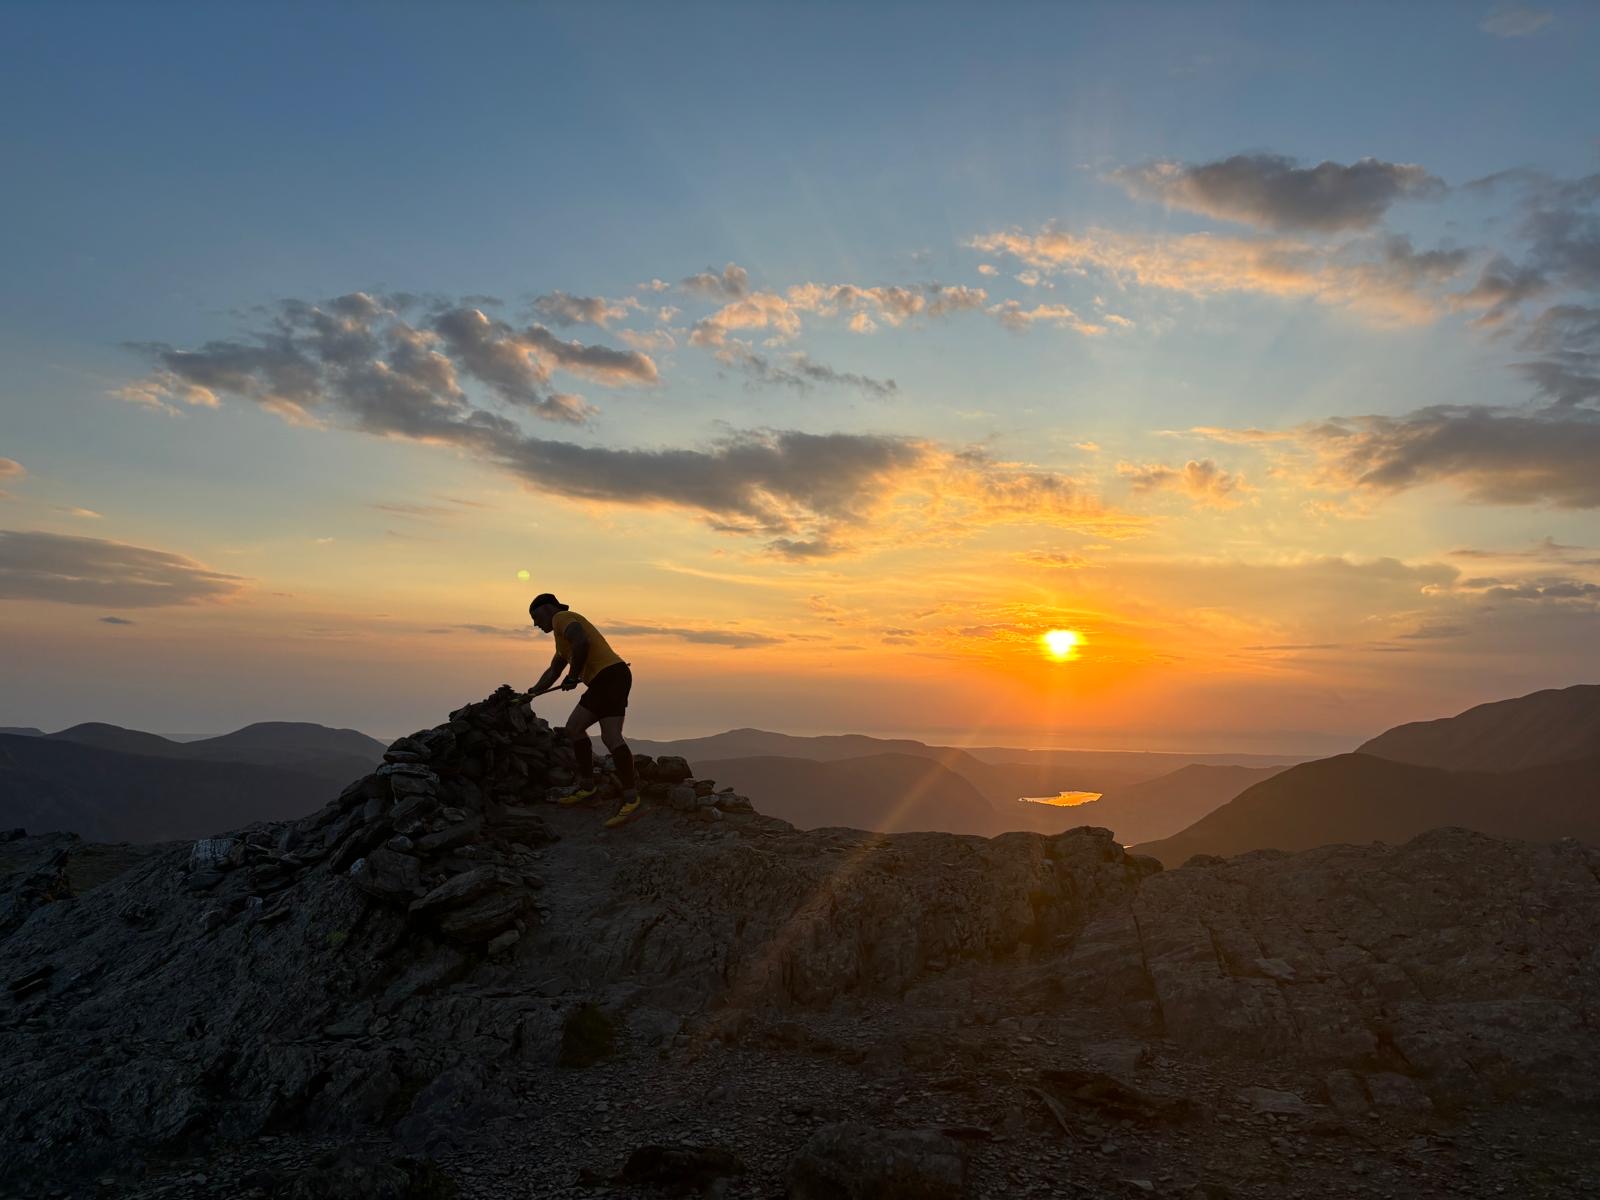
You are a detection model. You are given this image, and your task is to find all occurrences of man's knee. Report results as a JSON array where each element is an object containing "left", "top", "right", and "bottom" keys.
[{"left": 601, "top": 731, "right": 627, "bottom": 752}]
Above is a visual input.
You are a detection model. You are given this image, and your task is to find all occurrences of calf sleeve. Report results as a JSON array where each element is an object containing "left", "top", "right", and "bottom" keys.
[
  {"left": 610, "top": 742, "right": 636, "bottom": 790},
  {"left": 572, "top": 735, "right": 594, "bottom": 779}
]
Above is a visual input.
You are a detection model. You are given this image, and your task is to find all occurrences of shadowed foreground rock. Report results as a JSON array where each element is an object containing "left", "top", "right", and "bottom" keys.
[{"left": 1, "top": 685, "right": 1598, "bottom": 1197}]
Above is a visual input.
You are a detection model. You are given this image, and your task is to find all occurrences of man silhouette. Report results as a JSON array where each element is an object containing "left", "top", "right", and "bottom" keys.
[{"left": 528, "top": 592, "right": 640, "bottom": 827}]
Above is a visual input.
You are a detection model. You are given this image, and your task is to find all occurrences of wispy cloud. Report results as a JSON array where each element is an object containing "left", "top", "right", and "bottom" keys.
[
  {"left": 529, "top": 291, "right": 639, "bottom": 328},
  {"left": 713, "top": 343, "right": 897, "bottom": 398},
  {"left": 0, "top": 530, "right": 244, "bottom": 607},
  {"left": 119, "top": 292, "right": 657, "bottom": 427},
  {"left": 1109, "top": 153, "right": 1443, "bottom": 232},
  {"left": 1480, "top": 5, "right": 1553, "bottom": 37},
  {"left": 99, "top": 615, "right": 134, "bottom": 625},
  {"left": 989, "top": 301, "right": 1106, "bottom": 335},
  {"left": 1118, "top": 459, "right": 1251, "bottom": 507},
  {"left": 605, "top": 621, "right": 784, "bottom": 647},
  {"left": 0, "top": 457, "right": 24, "bottom": 499},
  {"left": 681, "top": 263, "right": 750, "bottom": 298},
  {"left": 970, "top": 225, "right": 1468, "bottom": 323}
]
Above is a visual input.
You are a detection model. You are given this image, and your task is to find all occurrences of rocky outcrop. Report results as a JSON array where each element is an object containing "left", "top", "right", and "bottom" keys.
[{"left": 2, "top": 685, "right": 1599, "bottom": 1196}]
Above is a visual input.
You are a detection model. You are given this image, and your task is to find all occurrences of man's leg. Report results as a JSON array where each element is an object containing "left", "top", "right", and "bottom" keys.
[
  {"left": 599, "top": 714, "right": 640, "bottom": 826},
  {"left": 598, "top": 715, "right": 636, "bottom": 797},
  {"left": 559, "top": 705, "right": 600, "bottom": 801}
]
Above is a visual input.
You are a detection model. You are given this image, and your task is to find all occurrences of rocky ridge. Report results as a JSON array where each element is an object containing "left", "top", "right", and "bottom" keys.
[{"left": 1, "top": 686, "right": 1598, "bottom": 1198}]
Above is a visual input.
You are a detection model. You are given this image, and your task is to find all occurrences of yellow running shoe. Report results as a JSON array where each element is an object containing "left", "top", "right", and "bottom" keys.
[
  {"left": 604, "top": 798, "right": 642, "bottom": 828},
  {"left": 558, "top": 783, "right": 599, "bottom": 806}
]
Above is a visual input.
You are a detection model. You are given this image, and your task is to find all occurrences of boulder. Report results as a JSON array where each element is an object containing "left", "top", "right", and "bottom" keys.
[
  {"left": 352, "top": 847, "right": 423, "bottom": 903},
  {"left": 653, "top": 755, "right": 693, "bottom": 784},
  {"left": 409, "top": 866, "right": 517, "bottom": 919},
  {"left": 435, "top": 891, "right": 527, "bottom": 943}
]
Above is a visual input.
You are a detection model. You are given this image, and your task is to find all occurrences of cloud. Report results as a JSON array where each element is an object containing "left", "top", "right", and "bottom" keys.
[
  {"left": 0, "top": 457, "right": 23, "bottom": 499},
  {"left": 99, "top": 615, "right": 135, "bottom": 625},
  {"left": 1020, "top": 550, "right": 1089, "bottom": 568},
  {"left": 1511, "top": 304, "right": 1600, "bottom": 407},
  {"left": 1449, "top": 536, "right": 1600, "bottom": 565},
  {"left": 1455, "top": 254, "right": 1550, "bottom": 325},
  {"left": 688, "top": 291, "right": 803, "bottom": 347},
  {"left": 1479, "top": 577, "right": 1600, "bottom": 602},
  {"left": 1281, "top": 406, "right": 1600, "bottom": 508},
  {"left": 714, "top": 343, "right": 897, "bottom": 398},
  {"left": 686, "top": 279, "right": 989, "bottom": 349},
  {"left": 0, "top": 530, "right": 244, "bottom": 607},
  {"left": 121, "top": 293, "right": 657, "bottom": 429},
  {"left": 530, "top": 291, "right": 637, "bottom": 328},
  {"left": 123, "top": 292, "right": 1137, "bottom": 557},
  {"left": 1457, "top": 171, "right": 1600, "bottom": 323},
  {"left": 787, "top": 281, "right": 989, "bottom": 326},
  {"left": 989, "top": 301, "right": 1106, "bottom": 335},
  {"left": 976, "top": 263, "right": 998, "bottom": 276},
  {"left": 616, "top": 328, "right": 677, "bottom": 353},
  {"left": 54, "top": 507, "right": 103, "bottom": 519},
  {"left": 681, "top": 263, "right": 750, "bottom": 298},
  {"left": 1118, "top": 458, "right": 1251, "bottom": 507},
  {"left": 604, "top": 621, "right": 784, "bottom": 647},
  {"left": 970, "top": 224, "right": 1467, "bottom": 323},
  {"left": 1481, "top": 5, "right": 1553, "bottom": 37},
  {"left": 1109, "top": 153, "right": 1444, "bottom": 232}
]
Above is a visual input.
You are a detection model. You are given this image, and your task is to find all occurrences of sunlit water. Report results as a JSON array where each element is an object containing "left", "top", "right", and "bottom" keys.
[{"left": 1019, "top": 791, "right": 1102, "bottom": 807}]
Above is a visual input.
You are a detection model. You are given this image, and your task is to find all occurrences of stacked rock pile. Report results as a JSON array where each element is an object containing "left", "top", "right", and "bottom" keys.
[{"left": 179, "top": 685, "right": 757, "bottom": 947}]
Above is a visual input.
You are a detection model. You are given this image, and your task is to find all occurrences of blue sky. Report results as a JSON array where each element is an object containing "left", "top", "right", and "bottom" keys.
[{"left": 2, "top": 1, "right": 1598, "bottom": 746}]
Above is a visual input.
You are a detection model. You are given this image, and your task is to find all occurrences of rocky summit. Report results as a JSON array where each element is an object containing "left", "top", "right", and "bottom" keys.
[{"left": 2, "top": 687, "right": 1599, "bottom": 1198}]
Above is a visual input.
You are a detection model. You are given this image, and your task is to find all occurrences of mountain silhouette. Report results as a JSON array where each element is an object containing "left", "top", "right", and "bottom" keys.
[
  {"left": 0, "top": 733, "right": 360, "bottom": 842},
  {"left": 1, "top": 721, "right": 388, "bottom": 842},
  {"left": 1133, "top": 751, "right": 1600, "bottom": 867},
  {"left": 695, "top": 753, "right": 998, "bottom": 835},
  {"left": 1059, "top": 763, "right": 1286, "bottom": 846},
  {"left": 1357, "top": 683, "right": 1600, "bottom": 772}
]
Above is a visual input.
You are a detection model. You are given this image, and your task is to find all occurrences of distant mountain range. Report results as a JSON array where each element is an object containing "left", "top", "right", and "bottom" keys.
[
  {"left": 1355, "top": 683, "right": 1600, "bottom": 773},
  {"left": 0, "top": 721, "right": 387, "bottom": 842},
  {"left": 634, "top": 728, "right": 1303, "bottom": 836},
  {"left": 10, "top": 684, "right": 1594, "bottom": 856},
  {"left": 696, "top": 754, "right": 998, "bottom": 835},
  {"left": 1056, "top": 763, "right": 1287, "bottom": 847},
  {"left": 1135, "top": 684, "right": 1600, "bottom": 866}
]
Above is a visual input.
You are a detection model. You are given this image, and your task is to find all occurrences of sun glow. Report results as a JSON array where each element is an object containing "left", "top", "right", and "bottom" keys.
[{"left": 1042, "top": 628, "right": 1082, "bottom": 661}]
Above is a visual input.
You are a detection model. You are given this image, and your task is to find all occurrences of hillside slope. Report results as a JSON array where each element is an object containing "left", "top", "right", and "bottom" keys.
[
  {"left": 695, "top": 752, "right": 998, "bottom": 835},
  {"left": 1358, "top": 683, "right": 1600, "bottom": 772},
  {"left": 1060, "top": 763, "right": 1286, "bottom": 846},
  {"left": 638, "top": 730, "right": 1164, "bottom": 810},
  {"left": 0, "top": 733, "right": 348, "bottom": 842},
  {"left": 3, "top": 687, "right": 1599, "bottom": 1196},
  {"left": 1134, "top": 751, "right": 1600, "bottom": 867}
]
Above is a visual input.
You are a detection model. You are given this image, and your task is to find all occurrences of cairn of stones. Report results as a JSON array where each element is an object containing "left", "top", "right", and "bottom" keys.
[{"left": 180, "top": 684, "right": 755, "bottom": 948}]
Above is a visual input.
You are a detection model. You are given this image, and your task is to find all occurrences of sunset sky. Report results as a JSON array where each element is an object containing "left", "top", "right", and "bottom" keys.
[{"left": 3, "top": 2, "right": 1599, "bottom": 749}]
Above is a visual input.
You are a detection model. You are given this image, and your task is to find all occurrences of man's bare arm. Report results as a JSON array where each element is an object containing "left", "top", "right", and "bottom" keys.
[
  {"left": 532, "top": 650, "right": 566, "bottom": 694},
  {"left": 561, "top": 622, "right": 590, "bottom": 685}
]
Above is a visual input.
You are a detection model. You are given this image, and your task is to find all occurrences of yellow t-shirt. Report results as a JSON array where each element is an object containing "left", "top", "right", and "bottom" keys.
[{"left": 552, "top": 611, "right": 625, "bottom": 685}]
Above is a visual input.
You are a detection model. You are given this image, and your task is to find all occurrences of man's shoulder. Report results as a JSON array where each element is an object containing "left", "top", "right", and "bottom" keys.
[{"left": 554, "top": 610, "right": 587, "bottom": 631}]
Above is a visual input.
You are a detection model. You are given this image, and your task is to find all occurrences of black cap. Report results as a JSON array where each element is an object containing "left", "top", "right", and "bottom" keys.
[{"left": 529, "top": 593, "right": 568, "bottom": 614}]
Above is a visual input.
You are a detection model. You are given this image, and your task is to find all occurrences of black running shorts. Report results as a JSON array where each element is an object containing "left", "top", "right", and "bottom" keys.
[{"left": 579, "top": 662, "right": 632, "bottom": 718}]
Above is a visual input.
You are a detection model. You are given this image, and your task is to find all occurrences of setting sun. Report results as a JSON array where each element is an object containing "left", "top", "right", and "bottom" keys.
[{"left": 1042, "top": 629, "right": 1082, "bottom": 661}]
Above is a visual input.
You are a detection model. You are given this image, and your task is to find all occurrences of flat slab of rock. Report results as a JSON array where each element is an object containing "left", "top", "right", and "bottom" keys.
[
  {"left": 436, "top": 890, "right": 526, "bottom": 943},
  {"left": 409, "top": 866, "right": 516, "bottom": 919}
]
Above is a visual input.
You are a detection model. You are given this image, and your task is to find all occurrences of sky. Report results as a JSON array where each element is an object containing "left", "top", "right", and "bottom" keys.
[{"left": 2, "top": 1, "right": 1599, "bottom": 750}]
